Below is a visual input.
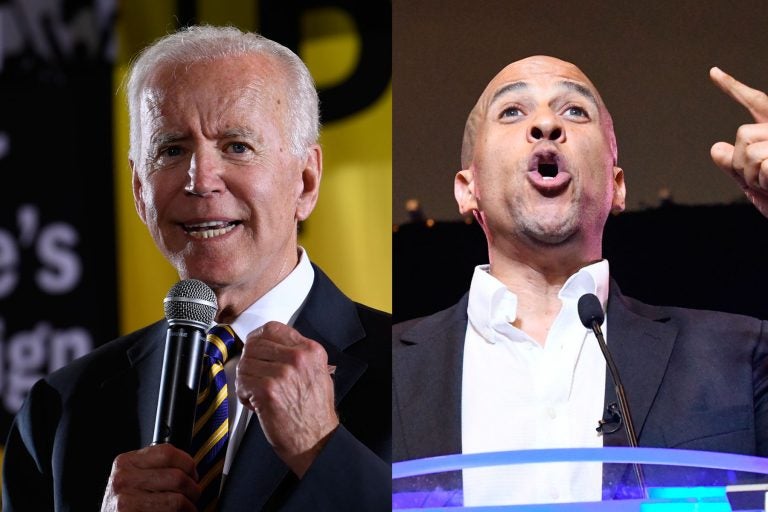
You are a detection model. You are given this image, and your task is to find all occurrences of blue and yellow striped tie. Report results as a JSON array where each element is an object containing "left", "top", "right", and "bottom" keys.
[{"left": 191, "top": 324, "right": 240, "bottom": 511}]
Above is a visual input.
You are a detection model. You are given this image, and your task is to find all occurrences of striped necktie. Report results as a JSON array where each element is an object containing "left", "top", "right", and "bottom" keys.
[{"left": 191, "top": 324, "right": 240, "bottom": 511}]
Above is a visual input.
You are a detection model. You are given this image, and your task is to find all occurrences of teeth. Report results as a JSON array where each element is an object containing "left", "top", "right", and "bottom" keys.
[
  {"left": 543, "top": 176, "right": 554, "bottom": 181},
  {"left": 184, "top": 221, "right": 237, "bottom": 239},
  {"left": 187, "top": 221, "right": 227, "bottom": 229},
  {"left": 189, "top": 225, "right": 235, "bottom": 239}
]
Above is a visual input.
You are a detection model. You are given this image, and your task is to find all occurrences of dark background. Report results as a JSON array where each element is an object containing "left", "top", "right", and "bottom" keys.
[
  {"left": 392, "top": 1, "right": 768, "bottom": 323},
  {"left": 0, "top": 0, "right": 117, "bottom": 438},
  {"left": 392, "top": 0, "right": 768, "bottom": 224},
  {"left": 394, "top": 204, "right": 768, "bottom": 323}
]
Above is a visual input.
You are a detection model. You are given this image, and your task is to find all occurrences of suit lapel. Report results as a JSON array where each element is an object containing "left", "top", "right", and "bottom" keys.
[
  {"left": 291, "top": 269, "right": 368, "bottom": 407},
  {"left": 218, "top": 266, "right": 368, "bottom": 510},
  {"left": 96, "top": 321, "right": 167, "bottom": 448},
  {"left": 602, "top": 283, "right": 677, "bottom": 497},
  {"left": 394, "top": 295, "right": 468, "bottom": 459},
  {"left": 128, "top": 323, "right": 168, "bottom": 447},
  {"left": 604, "top": 283, "right": 678, "bottom": 444}
]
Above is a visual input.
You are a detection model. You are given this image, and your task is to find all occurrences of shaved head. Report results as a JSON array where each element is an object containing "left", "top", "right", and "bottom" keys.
[{"left": 461, "top": 56, "right": 618, "bottom": 169}]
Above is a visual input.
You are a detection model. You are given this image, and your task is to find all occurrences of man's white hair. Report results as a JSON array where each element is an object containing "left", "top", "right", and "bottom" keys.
[{"left": 125, "top": 25, "right": 319, "bottom": 164}]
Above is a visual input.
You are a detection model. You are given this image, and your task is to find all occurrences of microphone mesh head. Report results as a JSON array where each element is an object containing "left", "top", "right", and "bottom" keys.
[
  {"left": 163, "top": 279, "right": 218, "bottom": 327},
  {"left": 577, "top": 293, "right": 605, "bottom": 328}
]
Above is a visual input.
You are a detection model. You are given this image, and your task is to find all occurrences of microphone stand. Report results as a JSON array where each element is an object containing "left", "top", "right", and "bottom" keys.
[{"left": 588, "top": 318, "right": 648, "bottom": 500}]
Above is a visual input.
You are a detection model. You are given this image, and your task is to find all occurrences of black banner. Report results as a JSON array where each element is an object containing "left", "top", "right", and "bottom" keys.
[{"left": 0, "top": 0, "right": 117, "bottom": 437}]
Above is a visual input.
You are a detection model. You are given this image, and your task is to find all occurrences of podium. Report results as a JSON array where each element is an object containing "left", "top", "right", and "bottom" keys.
[{"left": 393, "top": 448, "right": 768, "bottom": 511}]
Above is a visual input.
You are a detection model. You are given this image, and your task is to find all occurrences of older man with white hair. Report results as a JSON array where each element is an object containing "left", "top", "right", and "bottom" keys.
[{"left": 4, "top": 25, "right": 390, "bottom": 512}]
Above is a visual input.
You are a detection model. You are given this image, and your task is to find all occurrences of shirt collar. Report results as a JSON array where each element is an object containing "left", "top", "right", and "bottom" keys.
[
  {"left": 467, "top": 260, "right": 610, "bottom": 344},
  {"left": 229, "top": 247, "right": 315, "bottom": 341},
  {"left": 558, "top": 260, "right": 610, "bottom": 310}
]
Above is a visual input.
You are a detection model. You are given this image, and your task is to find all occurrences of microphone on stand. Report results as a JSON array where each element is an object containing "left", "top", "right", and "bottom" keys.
[
  {"left": 152, "top": 279, "right": 218, "bottom": 451},
  {"left": 578, "top": 293, "right": 647, "bottom": 498}
]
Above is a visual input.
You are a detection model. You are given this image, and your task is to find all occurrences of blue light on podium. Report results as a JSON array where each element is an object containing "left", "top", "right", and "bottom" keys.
[
  {"left": 393, "top": 448, "right": 768, "bottom": 511},
  {"left": 394, "top": 448, "right": 768, "bottom": 479},
  {"left": 642, "top": 486, "right": 730, "bottom": 511}
]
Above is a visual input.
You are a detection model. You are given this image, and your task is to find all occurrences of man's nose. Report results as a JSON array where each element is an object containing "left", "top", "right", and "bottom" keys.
[
  {"left": 185, "top": 150, "right": 224, "bottom": 196},
  {"left": 527, "top": 111, "right": 565, "bottom": 143}
]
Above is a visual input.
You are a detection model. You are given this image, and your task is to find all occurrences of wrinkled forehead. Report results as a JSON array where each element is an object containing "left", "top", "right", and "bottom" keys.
[
  {"left": 479, "top": 56, "right": 604, "bottom": 112},
  {"left": 142, "top": 55, "right": 272, "bottom": 103},
  {"left": 137, "top": 55, "right": 283, "bottom": 131}
]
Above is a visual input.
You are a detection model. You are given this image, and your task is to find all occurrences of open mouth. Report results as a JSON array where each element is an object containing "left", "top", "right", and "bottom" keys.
[
  {"left": 538, "top": 162, "right": 559, "bottom": 180},
  {"left": 183, "top": 220, "right": 241, "bottom": 239},
  {"left": 527, "top": 151, "right": 571, "bottom": 194}
]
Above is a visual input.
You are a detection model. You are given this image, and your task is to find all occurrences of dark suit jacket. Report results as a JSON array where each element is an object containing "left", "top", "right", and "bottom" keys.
[
  {"left": 393, "top": 281, "right": 768, "bottom": 492},
  {"left": 3, "top": 266, "right": 391, "bottom": 511}
]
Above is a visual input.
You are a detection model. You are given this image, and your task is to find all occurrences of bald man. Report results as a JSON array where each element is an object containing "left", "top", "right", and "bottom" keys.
[{"left": 392, "top": 56, "right": 768, "bottom": 505}]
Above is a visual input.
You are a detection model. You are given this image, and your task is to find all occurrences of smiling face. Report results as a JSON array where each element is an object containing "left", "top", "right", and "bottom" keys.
[
  {"left": 456, "top": 56, "right": 625, "bottom": 261},
  {"left": 131, "top": 54, "right": 321, "bottom": 313}
]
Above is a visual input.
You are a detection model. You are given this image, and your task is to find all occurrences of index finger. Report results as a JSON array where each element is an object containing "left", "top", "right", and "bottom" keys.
[{"left": 710, "top": 67, "right": 768, "bottom": 123}]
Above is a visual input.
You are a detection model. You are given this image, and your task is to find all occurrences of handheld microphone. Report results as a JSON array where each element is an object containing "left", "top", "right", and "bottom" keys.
[
  {"left": 578, "top": 293, "right": 646, "bottom": 497},
  {"left": 152, "top": 279, "right": 218, "bottom": 450}
]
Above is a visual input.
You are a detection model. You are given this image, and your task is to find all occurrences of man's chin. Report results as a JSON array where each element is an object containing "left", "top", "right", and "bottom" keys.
[
  {"left": 522, "top": 222, "right": 578, "bottom": 246},
  {"left": 173, "top": 263, "right": 234, "bottom": 289}
]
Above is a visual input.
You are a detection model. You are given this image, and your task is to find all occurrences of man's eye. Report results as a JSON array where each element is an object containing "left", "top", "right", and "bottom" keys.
[
  {"left": 500, "top": 107, "right": 523, "bottom": 118},
  {"left": 161, "top": 146, "right": 182, "bottom": 157},
  {"left": 227, "top": 142, "right": 249, "bottom": 154},
  {"left": 564, "top": 106, "right": 588, "bottom": 117}
]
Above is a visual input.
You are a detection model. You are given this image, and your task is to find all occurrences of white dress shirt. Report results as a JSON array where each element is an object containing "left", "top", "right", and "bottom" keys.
[
  {"left": 220, "top": 248, "right": 315, "bottom": 481},
  {"left": 461, "top": 261, "right": 610, "bottom": 505}
]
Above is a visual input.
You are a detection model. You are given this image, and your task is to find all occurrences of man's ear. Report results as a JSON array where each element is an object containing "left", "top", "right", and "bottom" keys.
[
  {"left": 131, "top": 160, "right": 148, "bottom": 224},
  {"left": 455, "top": 168, "right": 478, "bottom": 215},
  {"left": 611, "top": 166, "right": 626, "bottom": 214},
  {"left": 295, "top": 144, "right": 322, "bottom": 222}
]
